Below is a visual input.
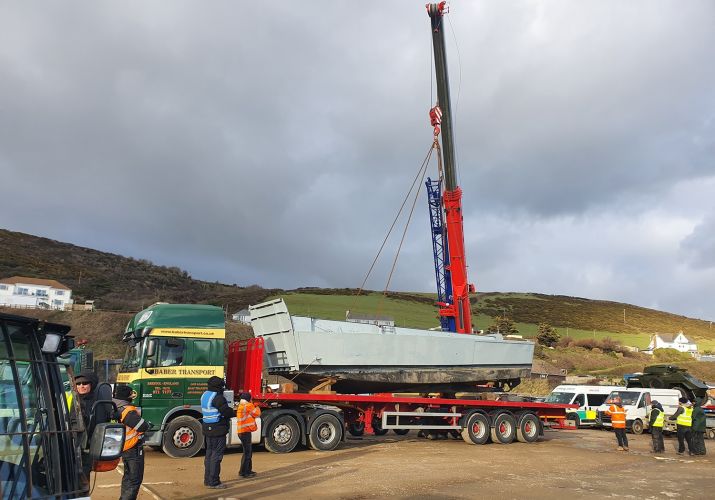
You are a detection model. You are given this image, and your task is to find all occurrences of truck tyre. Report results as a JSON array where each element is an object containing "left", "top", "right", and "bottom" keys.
[
  {"left": 461, "top": 412, "right": 490, "bottom": 445},
  {"left": 516, "top": 413, "right": 540, "bottom": 443},
  {"left": 308, "top": 414, "right": 343, "bottom": 451},
  {"left": 162, "top": 416, "right": 203, "bottom": 458},
  {"left": 372, "top": 417, "right": 389, "bottom": 436},
  {"left": 393, "top": 429, "right": 410, "bottom": 436},
  {"left": 348, "top": 422, "right": 365, "bottom": 437},
  {"left": 490, "top": 413, "right": 516, "bottom": 444},
  {"left": 631, "top": 419, "right": 644, "bottom": 435},
  {"left": 347, "top": 421, "right": 365, "bottom": 437},
  {"left": 264, "top": 415, "right": 301, "bottom": 453}
]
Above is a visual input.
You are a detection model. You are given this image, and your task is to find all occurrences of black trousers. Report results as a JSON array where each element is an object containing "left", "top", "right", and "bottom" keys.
[
  {"left": 204, "top": 435, "right": 227, "bottom": 486},
  {"left": 691, "top": 431, "right": 706, "bottom": 455},
  {"left": 676, "top": 425, "right": 692, "bottom": 454},
  {"left": 120, "top": 445, "right": 144, "bottom": 500},
  {"left": 239, "top": 432, "right": 253, "bottom": 476},
  {"left": 651, "top": 427, "right": 665, "bottom": 452},
  {"left": 614, "top": 427, "right": 628, "bottom": 448}
]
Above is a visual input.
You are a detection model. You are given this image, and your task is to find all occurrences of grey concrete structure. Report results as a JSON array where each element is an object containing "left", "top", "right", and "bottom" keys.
[{"left": 250, "top": 299, "right": 534, "bottom": 393}]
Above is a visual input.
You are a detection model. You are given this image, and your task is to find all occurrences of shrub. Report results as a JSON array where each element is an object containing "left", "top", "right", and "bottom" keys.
[
  {"left": 536, "top": 323, "right": 560, "bottom": 347},
  {"left": 653, "top": 348, "right": 692, "bottom": 362}
]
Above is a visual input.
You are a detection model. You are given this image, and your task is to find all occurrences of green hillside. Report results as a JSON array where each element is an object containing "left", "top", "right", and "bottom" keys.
[
  {"left": 274, "top": 290, "right": 715, "bottom": 351},
  {"left": 3, "top": 227, "right": 714, "bottom": 362}
]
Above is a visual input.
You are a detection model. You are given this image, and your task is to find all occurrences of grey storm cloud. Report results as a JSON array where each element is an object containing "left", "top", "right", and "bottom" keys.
[{"left": 1, "top": 0, "right": 714, "bottom": 320}]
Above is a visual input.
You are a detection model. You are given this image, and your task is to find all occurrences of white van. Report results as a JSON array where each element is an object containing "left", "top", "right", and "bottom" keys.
[
  {"left": 597, "top": 388, "right": 681, "bottom": 434},
  {"left": 544, "top": 385, "right": 623, "bottom": 428}
]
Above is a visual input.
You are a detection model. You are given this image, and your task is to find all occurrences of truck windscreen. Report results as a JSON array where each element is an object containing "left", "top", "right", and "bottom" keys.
[{"left": 121, "top": 342, "right": 142, "bottom": 371}]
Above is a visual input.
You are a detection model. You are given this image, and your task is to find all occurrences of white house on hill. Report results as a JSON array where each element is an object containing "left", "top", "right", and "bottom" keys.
[
  {"left": 0, "top": 276, "right": 73, "bottom": 310},
  {"left": 232, "top": 308, "right": 251, "bottom": 325},
  {"left": 645, "top": 332, "right": 697, "bottom": 356}
]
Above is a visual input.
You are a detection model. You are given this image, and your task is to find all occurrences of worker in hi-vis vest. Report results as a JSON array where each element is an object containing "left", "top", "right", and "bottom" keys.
[
  {"left": 671, "top": 397, "right": 694, "bottom": 455},
  {"left": 648, "top": 400, "right": 665, "bottom": 453},
  {"left": 236, "top": 392, "right": 261, "bottom": 478},
  {"left": 113, "top": 385, "right": 150, "bottom": 500},
  {"left": 200, "top": 376, "right": 235, "bottom": 490},
  {"left": 605, "top": 395, "right": 628, "bottom": 451}
]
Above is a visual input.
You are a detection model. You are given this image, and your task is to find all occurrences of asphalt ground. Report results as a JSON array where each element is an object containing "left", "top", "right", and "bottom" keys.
[{"left": 90, "top": 428, "right": 713, "bottom": 499}]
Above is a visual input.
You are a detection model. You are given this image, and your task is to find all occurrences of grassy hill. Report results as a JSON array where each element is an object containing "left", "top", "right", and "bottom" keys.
[
  {"left": 3, "top": 228, "right": 715, "bottom": 380},
  {"left": 0, "top": 228, "right": 276, "bottom": 313}
]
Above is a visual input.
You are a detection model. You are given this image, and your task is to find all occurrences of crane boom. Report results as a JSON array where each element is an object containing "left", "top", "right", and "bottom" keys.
[{"left": 427, "top": 2, "right": 474, "bottom": 334}]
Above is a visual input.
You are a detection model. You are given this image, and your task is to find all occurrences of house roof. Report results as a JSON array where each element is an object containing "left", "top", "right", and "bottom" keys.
[
  {"left": 0, "top": 276, "right": 71, "bottom": 290},
  {"left": 233, "top": 308, "right": 250, "bottom": 316},
  {"left": 654, "top": 332, "right": 691, "bottom": 344},
  {"left": 655, "top": 333, "right": 676, "bottom": 343}
]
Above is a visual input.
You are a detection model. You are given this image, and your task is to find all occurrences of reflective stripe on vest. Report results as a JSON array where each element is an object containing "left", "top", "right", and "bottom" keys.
[
  {"left": 201, "top": 391, "right": 220, "bottom": 424},
  {"left": 237, "top": 402, "right": 259, "bottom": 433},
  {"left": 652, "top": 409, "right": 665, "bottom": 428},
  {"left": 609, "top": 405, "right": 626, "bottom": 428},
  {"left": 676, "top": 405, "right": 693, "bottom": 427},
  {"left": 120, "top": 405, "right": 144, "bottom": 451}
]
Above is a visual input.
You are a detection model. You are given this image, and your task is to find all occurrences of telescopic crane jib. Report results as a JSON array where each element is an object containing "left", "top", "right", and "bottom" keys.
[{"left": 426, "top": 2, "right": 475, "bottom": 334}]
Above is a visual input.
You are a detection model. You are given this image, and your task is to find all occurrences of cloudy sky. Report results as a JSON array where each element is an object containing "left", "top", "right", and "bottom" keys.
[{"left": 1, "top": 1, "right": 714, "bottom": 320}]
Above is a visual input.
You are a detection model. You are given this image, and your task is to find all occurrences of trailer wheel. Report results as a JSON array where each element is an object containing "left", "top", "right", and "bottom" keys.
[
  {"left": 264, "top": 415, "right": 301, "bottom": 453},
  {"left": 372, "top": 417, "right": 389, "bottom": 436},
  {"left": 490, "top": 413, "right": 516, "bottom": 444},
  {"left": 393, "top": 429, "right": 410, "bottom": 436},
  {"left": 347, "top": 421, "right": 365, "bottom": 437},
  {"left": 707, "top": 428, "right": 715, "bottom": 440},
  {"left": 162, "top": 416, "right": 203, "bottom": 458},
  {"left": 516, "top": 413, "right": 540, "bottom": 443},
  {"left": 461, "top": 412, "right": 490, "bottom": 445},
  {"left": 308, "top": 414, "right": 343, "bottom": 451}
]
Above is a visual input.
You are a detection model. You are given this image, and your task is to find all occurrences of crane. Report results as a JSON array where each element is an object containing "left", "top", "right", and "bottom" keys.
[{"left": 425, "top": 2, "right": 475, "bottom": 334}]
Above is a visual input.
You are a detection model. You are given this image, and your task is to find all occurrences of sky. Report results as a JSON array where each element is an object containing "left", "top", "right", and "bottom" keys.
[{"left": 1, "top": 1, "right": 714, "bottom": 320}]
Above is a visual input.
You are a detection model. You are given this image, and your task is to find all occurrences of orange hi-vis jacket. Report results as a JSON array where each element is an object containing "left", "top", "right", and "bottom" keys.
[
  {"left": 236, "top": 401, "right": 261, "bottom": 434},
  {"left": 120, "top": 405, "right": 145, "bottom": 451},
  {"left": 607, "top": 404, "right": 626, "bottom": 429}
]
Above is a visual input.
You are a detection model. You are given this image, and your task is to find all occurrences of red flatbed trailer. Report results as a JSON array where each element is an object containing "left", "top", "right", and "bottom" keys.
[{"left": 227, "top": 338, "right": 576, "bottom": 453}]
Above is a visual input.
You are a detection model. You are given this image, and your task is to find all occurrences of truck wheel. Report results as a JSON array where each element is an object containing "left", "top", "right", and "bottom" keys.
[
  {"left": 264, "top": 415, "right": 301, "bottom": 453},
  {"left": 393, "top": 429, "right": 410, "bottom": 436},
  {"left": 372, "top": 417, "right": 389, "bottom": 436},
  {"left": 516, "top": 413, "right": 540, "bottom": 443},
  {"left": 347, "top": 421, "right": 365, "bottom": 437},
  {"left": 461, "top": 412, "right": 490, "bottom": 445},
  {"left": 162, "top": 416, "right": 203, "bottom": 458},
  {"left": 490, "top": 413, "right": 516, "bottom": 444},
  {"left": 631, "top": 419, "right": 644, "bottom": 435},
  {"left": 308, "top": 414, "right": 343, "bottom": 451}
]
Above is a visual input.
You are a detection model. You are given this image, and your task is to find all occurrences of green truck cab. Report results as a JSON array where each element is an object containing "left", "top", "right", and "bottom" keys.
[{"left": 117, "top": 303, "right": 226, "bottom": 457}]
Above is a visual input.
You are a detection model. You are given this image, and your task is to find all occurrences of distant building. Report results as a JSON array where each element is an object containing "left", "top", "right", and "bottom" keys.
[
  {"left": 530, "top": 359, "right": 567, "bottom": 384},
  {"left": 0, "top": 276, "right": 73, "bottom": 310},
  {"left": 644, "top": 332, "right": 698, "bottom": 356},
  {"left": 345, "top": 310, "right": 395, "bottom": 327},
  {"left": 232, "top": 308, "right": 251, "bottom": 325}
]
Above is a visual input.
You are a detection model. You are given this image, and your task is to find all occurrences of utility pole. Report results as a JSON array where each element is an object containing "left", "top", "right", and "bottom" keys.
[{"left": 623, "top": 308, "right": 626, "bottom": 324}]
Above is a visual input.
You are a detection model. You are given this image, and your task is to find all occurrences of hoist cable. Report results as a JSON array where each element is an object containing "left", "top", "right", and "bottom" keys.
[{"left": 352, "top": 143, "right": 437, "bottom": 314}]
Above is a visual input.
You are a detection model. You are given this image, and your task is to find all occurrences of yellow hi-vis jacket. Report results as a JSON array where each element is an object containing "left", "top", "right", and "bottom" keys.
[
  {"left": 676, "top": 405, "right": 693, "bottom": 427},
  {"left": 236, "top": 401, "right": 261, "bottom": 434}
]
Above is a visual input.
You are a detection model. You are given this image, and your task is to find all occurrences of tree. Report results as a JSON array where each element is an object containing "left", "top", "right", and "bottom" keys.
[
  {"left": 488, "top": 315, "right": 519, "bottom": 335},
  {"left": 536, "top": 323, "right": 560, "bottom": 347}
]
